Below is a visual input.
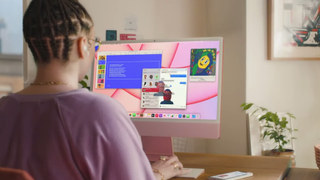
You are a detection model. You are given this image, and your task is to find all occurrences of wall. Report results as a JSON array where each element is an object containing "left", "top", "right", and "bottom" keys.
[
  {"left": 0, "top": 59, "right": 23, "bottom": 93},
  {"left": 80, "top": 0, "right": 207, "bottom": 40},
  {"left": 247, "top": 0, "right": 320, "bottom": 168},
  {"left": 0, "top": 75, "right": 23, "bottom": 93},
  {"left": 205, "top": 0, "right": 248, "bottom": 155}
]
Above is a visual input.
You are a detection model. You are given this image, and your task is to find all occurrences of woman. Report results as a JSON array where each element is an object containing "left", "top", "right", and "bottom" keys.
[{"left": 0, "top": 0, "right": 189, "bottom": 179}]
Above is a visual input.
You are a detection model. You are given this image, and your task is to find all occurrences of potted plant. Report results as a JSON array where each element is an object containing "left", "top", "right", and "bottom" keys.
[
  {"left": 241, "top": 103, "right": 298, "bottom": 166},
  {"left": 79, "top": 75, "right": 90, "bottom": 90}
]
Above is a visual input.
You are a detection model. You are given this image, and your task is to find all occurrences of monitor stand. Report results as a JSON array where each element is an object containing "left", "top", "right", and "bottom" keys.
[
  {"left": 141, "top": 136, "right": 173, "bottom": 162},
  {"left": 141, "top": 136, "right": 205, "bottom": 178}
]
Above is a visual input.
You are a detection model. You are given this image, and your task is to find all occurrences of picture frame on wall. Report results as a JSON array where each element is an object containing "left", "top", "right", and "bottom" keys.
[{"left": 268, "top": 0, "right": 320, "bottom": 60}]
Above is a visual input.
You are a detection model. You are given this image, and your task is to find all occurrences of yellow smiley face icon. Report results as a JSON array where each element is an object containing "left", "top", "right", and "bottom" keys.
[{"left": 198, "top": 55, "right": 210, "bottom": 69}]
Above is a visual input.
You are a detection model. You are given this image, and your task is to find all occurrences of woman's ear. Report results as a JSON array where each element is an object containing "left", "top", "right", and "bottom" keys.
[{"left": 77, "top": 37, "right": 88, "bottom": 59}]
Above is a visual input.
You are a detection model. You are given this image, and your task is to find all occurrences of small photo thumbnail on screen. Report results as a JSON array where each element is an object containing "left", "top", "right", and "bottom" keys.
[
  {"left": 190, "top": 49, "right": 216, "bottom": 77},
  {"left": 99, "top": 55, "right": 106, "bottom": 60}
]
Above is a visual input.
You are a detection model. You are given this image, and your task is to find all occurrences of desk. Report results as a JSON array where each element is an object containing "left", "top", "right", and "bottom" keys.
[
  {"left": 174, "top": 153, "right": 291, "bottom": 180},
  {"left": 286, "top": 168, "right": 320, "bottom": 180}
]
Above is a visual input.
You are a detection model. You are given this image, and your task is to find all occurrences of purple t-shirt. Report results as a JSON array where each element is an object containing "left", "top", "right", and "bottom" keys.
[{"left": 0, "top": 89, "right": 156, "bottom": 180}]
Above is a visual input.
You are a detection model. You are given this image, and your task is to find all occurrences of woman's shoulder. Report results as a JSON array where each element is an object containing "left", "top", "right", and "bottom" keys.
[
  {"left": 74, "top": 89, "right": 122, "bottom": 107},
  {"left": 59, "top": 89, "right": 127, "bottom": 116},
  {"left": 0, "top": 96, "right": 10, "bottom": 108}
]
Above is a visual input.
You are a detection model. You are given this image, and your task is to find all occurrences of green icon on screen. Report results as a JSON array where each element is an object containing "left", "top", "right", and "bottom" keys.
[
  {"left": 133, "top": 113, "right": 136, "bottom": 117},
  {"left": 186, "top": 114, "right": 190, "bottom": 118}
]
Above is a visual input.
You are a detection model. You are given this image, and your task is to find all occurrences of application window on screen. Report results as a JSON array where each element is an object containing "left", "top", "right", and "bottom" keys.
[
  {"left": 96, "top": 50, "right": 162, "bottom": 89},
  {"left": 141, "top": 68, "right": 188, "bottom": 109}
]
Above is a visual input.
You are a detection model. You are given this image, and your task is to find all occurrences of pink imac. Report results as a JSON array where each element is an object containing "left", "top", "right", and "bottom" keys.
[{"left": 92, "top": 38, "right": 224, "bottom": 161}]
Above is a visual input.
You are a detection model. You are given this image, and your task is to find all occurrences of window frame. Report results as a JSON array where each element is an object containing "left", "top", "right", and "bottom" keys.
[
  {"left": 0, "top": 0, "right": 26, "bottom": 77},
  {"left": 0, "top": 54, "right": 22, "bottom": 61},
  {"left": 0, "top": 0, "right": 24, "bottom": 58}
]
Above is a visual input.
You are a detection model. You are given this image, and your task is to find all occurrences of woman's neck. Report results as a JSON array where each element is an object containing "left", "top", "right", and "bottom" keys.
[{"left": 17, "top": 63, "right": 81, "bottom": 95}]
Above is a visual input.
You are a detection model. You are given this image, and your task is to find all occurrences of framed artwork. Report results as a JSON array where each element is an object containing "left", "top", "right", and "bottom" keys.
[{"left": 268, "top": 0, "right": 320, "bottom": 60}]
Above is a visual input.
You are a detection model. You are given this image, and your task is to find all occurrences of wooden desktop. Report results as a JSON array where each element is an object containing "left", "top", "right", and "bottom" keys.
[{"left": 173, "top": 153, "right": 320, "bottom": 180}]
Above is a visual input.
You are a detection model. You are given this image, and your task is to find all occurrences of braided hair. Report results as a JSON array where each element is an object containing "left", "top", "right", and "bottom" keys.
[{"left": 23, "top": 0, "right": 93, "bottom": 63}]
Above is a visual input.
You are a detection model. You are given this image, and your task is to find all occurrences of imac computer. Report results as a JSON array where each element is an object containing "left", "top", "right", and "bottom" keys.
[{"left": 91, "top": 37, "right": 223, "bottom": 161}]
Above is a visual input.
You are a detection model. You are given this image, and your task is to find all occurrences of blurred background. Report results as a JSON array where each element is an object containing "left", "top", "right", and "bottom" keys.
[{"left": 0, "top": 0, "right": 23, "bottom": 97}]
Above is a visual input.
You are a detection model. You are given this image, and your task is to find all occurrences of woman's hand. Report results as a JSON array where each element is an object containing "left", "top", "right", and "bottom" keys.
[{"left": 151, "top": 155, "right": 191, "bottom": 180}]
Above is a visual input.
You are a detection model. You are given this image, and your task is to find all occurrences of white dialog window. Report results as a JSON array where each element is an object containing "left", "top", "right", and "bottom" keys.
[{"left": 141, "top": 68, "right": 188, "bottom": 109}]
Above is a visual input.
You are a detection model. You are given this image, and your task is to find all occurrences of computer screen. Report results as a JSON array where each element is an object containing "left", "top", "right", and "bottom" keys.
[{"left": 92, "top": 38, "right": 223, "bottom": 139}]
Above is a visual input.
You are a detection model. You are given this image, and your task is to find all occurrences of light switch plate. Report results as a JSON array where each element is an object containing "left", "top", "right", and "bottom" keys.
[{"left": 125, "top": 18, "right": 137, "bottom": 31}]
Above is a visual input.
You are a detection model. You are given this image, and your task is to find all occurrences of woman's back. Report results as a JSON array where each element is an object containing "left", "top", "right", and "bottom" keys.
[{"left": 0, "top": 89, "right": 155, "bottom": 180}]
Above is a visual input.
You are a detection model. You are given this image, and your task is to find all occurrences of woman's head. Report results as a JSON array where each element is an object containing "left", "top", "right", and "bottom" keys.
[{"left": 23, "top": 0, "right": 95, "bottom": 80}]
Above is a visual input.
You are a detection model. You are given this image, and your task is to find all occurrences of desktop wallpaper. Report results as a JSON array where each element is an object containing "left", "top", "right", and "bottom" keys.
[{"left": 93, "top": 41, "right": 221, "bottom": 120}]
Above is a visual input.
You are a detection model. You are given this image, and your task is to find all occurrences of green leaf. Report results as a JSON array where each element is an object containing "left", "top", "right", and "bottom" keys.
[
  {"left": 280, "top": 118, "right": 288, "bottom": 128},
  {"left": 264, "top": 125, "right": 273, "bottom": 129},
  {"left": 259, "top": 115, "right": 266, "bottom": 121},
  {"left": 263, "top": 131, "right": 268, "bottom": 139},
  {"left": 270, "top": 131, "right": 278, "bottom": 140},
  {"left": 243, "top": 103, "right": 253, "bottom": 111},
  {"left": 265, "top": 112, "right": 273, "bottom": 122},
  {"left": 84, "top": 75, "right": 89, "bottom": 80},
  {"left": 260, "top": 107, "right": 268, "bottom": 111},
  {"left": 79, "top": 81, "right": 87, "bottom": 88},
  {"left": 250, "top": 109, "right": 260, "bottom": 117},
  {"left": 271, "top": 113, "right": 280, "bottom": 125},
  {"left": 240, "top": 103, "right": 246, "bottom": 107},
  {"left": 286, "top": 128, "right": 293, "bottom": 132},
  {"left": 279, "top": 135, "right": 285, "bottom": 140},
  {"left": 292, "top": 137, "right": 297, "bottom": 140},
  {"left": 271, "top": 130, "right": 278, "bottom": 136},
  {"left": 282, "top": 140, "right": 288, "bottom": 145},
  {"left": 287, "top": 113, "right": 296, "bottom": 119},
  {"left": 294, "top": 129, "right": 298, "bottom": 131}
]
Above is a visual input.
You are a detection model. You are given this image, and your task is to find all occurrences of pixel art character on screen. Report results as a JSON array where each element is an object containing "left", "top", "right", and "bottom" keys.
[
  {"left": 160, "top": 89, "right": 174, "bottom": 105},
  {"left": 153, "top": 81, "right": 174, "bottom": 105},
  {"left": 190, "top": 49, "right": 216, "bottom": 76},
  {"left": 99, "top": 55, "right": 106, "bottom": 60}
]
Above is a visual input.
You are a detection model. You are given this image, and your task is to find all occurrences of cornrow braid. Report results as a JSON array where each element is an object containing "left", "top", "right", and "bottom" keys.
[
  {"left": 59, "top": 1, "right": 72, "bottom": 60},
  {"left": 23, "top": 0, "right": 93, "bottom": 63},
  {"left": 44, "top": 0, "right": 59, "bottom": 59}
]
